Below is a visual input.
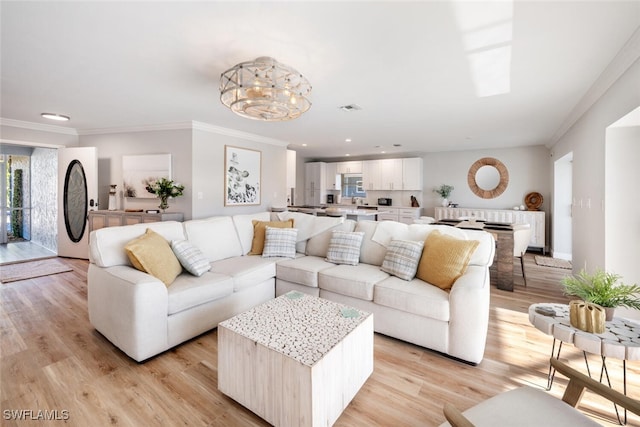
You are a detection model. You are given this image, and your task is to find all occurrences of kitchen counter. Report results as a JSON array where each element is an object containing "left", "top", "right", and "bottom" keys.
[{"left": 286, "top": 206, "right": 388, "bottom": 220}]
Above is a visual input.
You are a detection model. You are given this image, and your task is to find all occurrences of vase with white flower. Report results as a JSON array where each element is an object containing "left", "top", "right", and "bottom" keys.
[{"left": 146, "top": 178, "right": 185, "bottom": 212}]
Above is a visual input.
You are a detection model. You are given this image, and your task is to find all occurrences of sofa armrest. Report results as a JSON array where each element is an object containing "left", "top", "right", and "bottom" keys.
[
  {"left": 88, "top": 264, "right": 169, "bottom": 362},
  {"left": 447, "top": 265, "right": 491, "bottom": 364}
]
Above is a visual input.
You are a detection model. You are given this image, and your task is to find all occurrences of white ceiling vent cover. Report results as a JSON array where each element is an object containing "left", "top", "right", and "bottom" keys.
[{"left": 338, "top": 104, "right": 363, "bottom": 111}]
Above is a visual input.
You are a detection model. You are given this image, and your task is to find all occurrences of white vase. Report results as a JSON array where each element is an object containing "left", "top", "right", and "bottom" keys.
[{"left": 441, "top": 198, "right": 449, "bottom": 207}]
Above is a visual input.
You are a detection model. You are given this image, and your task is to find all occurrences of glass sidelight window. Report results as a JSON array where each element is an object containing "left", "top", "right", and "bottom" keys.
[{"left": 1, "top": 154, "right": 31, "bottom": 243}]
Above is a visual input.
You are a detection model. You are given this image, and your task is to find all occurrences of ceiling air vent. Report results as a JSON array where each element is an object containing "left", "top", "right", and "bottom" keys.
[{"left": 338, "top": 104, "right": 362, "bottom": 111}]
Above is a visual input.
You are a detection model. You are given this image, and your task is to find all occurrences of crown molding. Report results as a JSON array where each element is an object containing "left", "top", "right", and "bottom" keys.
[
  {"left": 77, "top": 121, "right": 194, "bottom": 135},
  {"left": 0, "top": 118, "right": 78, "bottom": 135},
  {"left": 548, "top": 27, "right": 640, "bottom": 147},
  {"left": 77, "top": 120, "right": 289, "bottom": 147},
  {"left": 0, "top": 138, "right": 65, "bottom": 149},
  {"left": 191, "top": 121, "right": 289, "bottom": 147}
]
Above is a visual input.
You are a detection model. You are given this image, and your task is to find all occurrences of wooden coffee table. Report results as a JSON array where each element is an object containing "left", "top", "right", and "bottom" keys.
[{"left": 218, "top": 291, "right": 374, "bottom": 427}]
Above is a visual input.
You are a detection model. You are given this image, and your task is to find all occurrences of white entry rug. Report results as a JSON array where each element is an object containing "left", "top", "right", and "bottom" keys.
[{"left": 1, "top": 258, "right": 72, "bottom": 283}]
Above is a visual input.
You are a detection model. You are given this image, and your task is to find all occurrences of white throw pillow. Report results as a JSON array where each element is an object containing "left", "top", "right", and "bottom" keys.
[
  {"left": 325, "top": 231, "right": 365, "bottom": 265},
  {"left": 380, "top": 239, "right": 424, "bottom": 281},
  {"left": 262, "top": 227, "right": 298, "bottom": 258},
  {"left": 171, "top": 240, "right": 211, "bottom": 277}
]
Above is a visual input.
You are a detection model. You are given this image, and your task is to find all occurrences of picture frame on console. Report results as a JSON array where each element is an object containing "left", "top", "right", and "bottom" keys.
[
  {"left": 224, "top": 145, "right": 261, "bottom": 206},
  {"left": 122, "top": 153, "right": 172, "bottom": 198}
]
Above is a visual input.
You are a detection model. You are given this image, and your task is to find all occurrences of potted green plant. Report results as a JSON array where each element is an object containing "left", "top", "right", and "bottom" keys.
[
  {"left": 146, "top": 177, "right": 185, "bottom": 211},
  {"left": 434, "top": 184, "right": 454, "bottom": 207},
  {"left": 562, "top": 269, "right": 640, "bottom": 320}
]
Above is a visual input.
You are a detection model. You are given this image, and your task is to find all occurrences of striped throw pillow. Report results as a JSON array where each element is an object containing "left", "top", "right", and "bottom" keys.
[
  {"left": 325, "top": 231, "right": 365, "bottom": 265},
  {"left": 171, "top": 240, "right": 211, "bottom": 277},
  {"left": 262, "top": 227, "right": 298, "bottom": 258},
  {"left": 380, "top": 239, "right": 425, "bottom": 280}
]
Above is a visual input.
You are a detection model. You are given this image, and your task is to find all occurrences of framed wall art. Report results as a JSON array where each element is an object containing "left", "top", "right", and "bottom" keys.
[
  {"left": 122, "top": 154, "right": 171, "bottom": 198},
  {"left": 225, "top": 145, "right": 261, "bottom": 206}
]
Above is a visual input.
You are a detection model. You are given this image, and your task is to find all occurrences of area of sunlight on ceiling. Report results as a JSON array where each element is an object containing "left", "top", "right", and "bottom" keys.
[{"left": 453, "top": 0, "right": 514, "bottom": 98}]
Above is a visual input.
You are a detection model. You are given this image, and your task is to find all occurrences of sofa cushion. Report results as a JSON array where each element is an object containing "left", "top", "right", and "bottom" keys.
[
  {"left": 380, "top": 239, "right": 424, "bottom": 281},
  {"left": 325, "top": 231, "right": 365, "bottom": 265},
  {"left": 406, "top": 225, "right": 493, "bottom": 267},
  {"left": 124, "top": 228, "right": 183, "bottom": 286},
  {"left": 89, "top": 221, "right": 185, "bottom": 268},
  {"left": 211, "top": 255, "right": 278, "bottom": 291},
  {"left": 319, "top": 264, "right": 389, "bottom": 301},
  {"left": 305, "top": 220, "right": 356, "bottom": 257},
  {"left": 232, "top": 212, "right": 272, "bottom": 255},
  {"left": 183, "top": 216, "right": 243, "bottom": 262},
  {"left": 262, "top": 227, "right": 298, "bottom": 258},
  {"left": 167, "top": 272, "right": 234, "bottom": 315},
  {"left": 276, "top": 255, "right": 336, "bottom": 288},
  {"left": 171, "top": 240, "right": 211, "bottom": 276},
  {"left": 416, "top": 230, "right": 479, "bottom": 290},
  {"left": 249, "top": 219, "right": 295, "bottom": 255},
  {"left": 374, "top": 276, "right": 450, "bottom": 321},
  {"left": 354, "top": 220, "right": 388, "bottom": 266}
]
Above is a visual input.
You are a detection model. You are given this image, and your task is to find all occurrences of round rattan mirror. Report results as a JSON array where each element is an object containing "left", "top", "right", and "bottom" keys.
[{"left": 467, "top": 157, "right": 509, "bottom": 199}]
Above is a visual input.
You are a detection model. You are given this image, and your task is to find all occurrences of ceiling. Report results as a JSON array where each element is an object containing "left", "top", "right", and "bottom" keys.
[{"left": 1, "top": 1, "right": 638, "bottom": 160}]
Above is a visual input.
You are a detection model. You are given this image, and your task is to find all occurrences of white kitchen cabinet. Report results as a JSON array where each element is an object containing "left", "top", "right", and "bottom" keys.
[
  {"left": 398, "top": 207, "right": 422, "bottom": 224},
  {"left": 379, "top": 159, "right": 403, "bottom": 190},
  {"left": 434, "top": 207, "right": 546, "bottom": 251},
  {"left": 325, "top": 162, "right": 341, "bottom": 191},
  {"left": 362, "top": 160, "right": 380, "bottom": 191},
  {"left": 377, "top": 207, "right": 398, "bottom": 222},
  {"left": 336, "top": 161, "right": 362, "bottom": 174},
  {"left": 304, "top": 162, "right": 327, "bottom": 206},
  {"left": 402, "top": 158, "right": 423, "bottom": 190},
  {"left": 377, "top": 207, "right": 421, "bottom": 223}
]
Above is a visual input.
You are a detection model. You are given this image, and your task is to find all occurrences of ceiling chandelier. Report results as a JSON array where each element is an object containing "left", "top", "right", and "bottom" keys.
[{"left": 220, "top": 56, "right": 312, "bottom": 121}]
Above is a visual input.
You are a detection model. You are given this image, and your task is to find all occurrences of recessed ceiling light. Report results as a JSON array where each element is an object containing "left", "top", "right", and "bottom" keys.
[
  {"left": 302, "top": 143, "right": 308, "bottom": 147},
  {"left": 345, "top": 138, "right": 352, "bottom": 143},
  {"left": 381, "top": 151, "right": 386, "bottom": 154},
  {"left": 345, "top": 153, "right": 351, "bottom": 157},
  {"left": 41, "top": 113, "right": 70, "bottom": 121}
]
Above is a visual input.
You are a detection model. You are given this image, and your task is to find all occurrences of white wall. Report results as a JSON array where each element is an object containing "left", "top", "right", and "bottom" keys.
[
  {"left": 550, "top": 59, "right": 640, "bottom": 273},
  {"left": 79, "top": 129, "right": 194, "bottom": 219},
  {"left": 605, "top": 123, "right": 639, "bottom": 285},
  {"left": 191, "top": 128, "right": 288, "bottom": 219},
  {"left": 422, "top": 145, "right": 550, "bottom": 214}
]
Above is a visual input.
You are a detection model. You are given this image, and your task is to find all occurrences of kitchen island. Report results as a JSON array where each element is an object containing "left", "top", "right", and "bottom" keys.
[{"left": 286, "top": 206, "right": 386, "bottom": 221}]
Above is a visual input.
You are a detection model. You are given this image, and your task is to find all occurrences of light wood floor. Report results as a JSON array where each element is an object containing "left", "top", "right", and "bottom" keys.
[
  {"left": 0, "top": 241, "right": 56, "bottom": 266},
  {"left": 1, "top": 255, "right": 638, "bottom": 426}
]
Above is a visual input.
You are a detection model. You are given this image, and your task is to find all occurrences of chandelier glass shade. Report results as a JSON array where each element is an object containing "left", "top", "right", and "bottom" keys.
[{"left": 220, "top": 57, "right": 312, "bottom": 121}]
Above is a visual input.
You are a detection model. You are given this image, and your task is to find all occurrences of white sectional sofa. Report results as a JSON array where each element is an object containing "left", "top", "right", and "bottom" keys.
[{"left": 88, "top": 211, "right": 494, "bottom": 364}]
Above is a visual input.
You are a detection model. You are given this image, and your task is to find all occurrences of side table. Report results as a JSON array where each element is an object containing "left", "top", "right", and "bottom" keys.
[{"left": 529, "top": 303, "right": 640, "bottom": 424}]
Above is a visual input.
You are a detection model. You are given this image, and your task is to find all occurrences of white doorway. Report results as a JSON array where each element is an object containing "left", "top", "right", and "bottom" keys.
[{"left": 553, "top": 152, "right": 572, "bottom": 261}]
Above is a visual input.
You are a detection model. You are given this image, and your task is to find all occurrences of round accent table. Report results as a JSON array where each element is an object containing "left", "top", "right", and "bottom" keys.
[{"left": 529, "top": 303, "right": 640, "bottom": 424}]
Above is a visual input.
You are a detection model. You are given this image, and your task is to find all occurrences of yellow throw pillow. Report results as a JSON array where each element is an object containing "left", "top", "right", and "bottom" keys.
[
  {"left": 416, "top": 230, "right": 479, "bottom": 291},
  {"left": 249, "top": 219, "right": 294, "bottom": 255},
  {"left": 125, "top": 228, "right": 183, "bottom": 286}
]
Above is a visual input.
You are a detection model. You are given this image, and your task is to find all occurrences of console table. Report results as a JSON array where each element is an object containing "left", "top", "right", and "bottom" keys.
[
  {"left": 88, "top": 210, "right": 183, "bottom": 233},
  {"left": 529, "top": 303, "right": 640, "bottom": 424},
  {"left": 435, "top": 207, "right": 545, "bottom": 252}
]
